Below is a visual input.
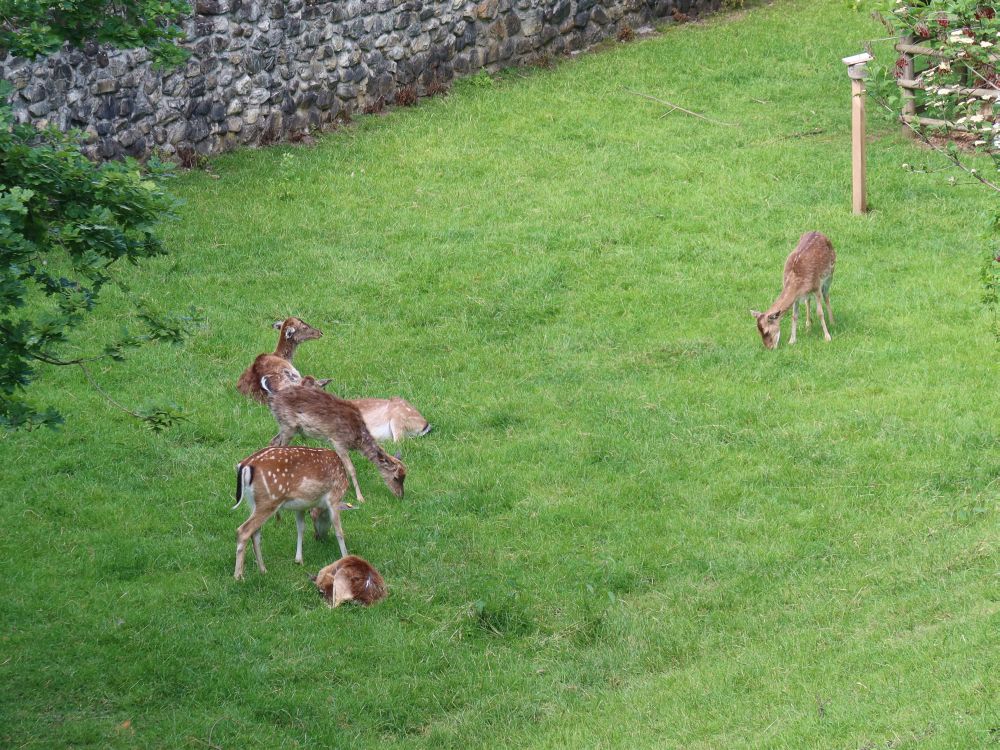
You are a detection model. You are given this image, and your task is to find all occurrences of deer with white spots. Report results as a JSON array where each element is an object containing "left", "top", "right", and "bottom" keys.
[
  {"left": 232, "top": 446, "right": 353, "bottom": 580},
  {"left": 236, "top": 317, "right": 323, "bottom": 403},
  {"left": 750, "top": 231, "right": 836, "bottom": 349}
]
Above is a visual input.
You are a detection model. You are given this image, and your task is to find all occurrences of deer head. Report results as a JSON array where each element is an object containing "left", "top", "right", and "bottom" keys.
[
  {"left": 380, "top": 453, "right": 407, "bottom": 498},
  {"left": 273, "top": 317, "right": 323, "bottom": 344},
  {"left": 750, "top": 309, "right": 782, "bottom": 350}
]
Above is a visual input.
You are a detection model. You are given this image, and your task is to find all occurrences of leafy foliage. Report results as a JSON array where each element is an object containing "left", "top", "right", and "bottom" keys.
[
  {"left": 870, "top": 1, "right": 1000, "bottom": 338},
  {"left": 872, "top": 1, "right": 1000, "bottom": 150},
  {"left": 0, "top": 0, "right": 190, "bottom": 66},
  {"left": 1, "top": 1, "right": 195, "bottom": 428}
]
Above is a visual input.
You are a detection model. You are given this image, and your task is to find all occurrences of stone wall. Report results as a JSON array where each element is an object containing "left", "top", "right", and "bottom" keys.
[{"left": 1, "top": 0, "right": 721, "bottom": 160}]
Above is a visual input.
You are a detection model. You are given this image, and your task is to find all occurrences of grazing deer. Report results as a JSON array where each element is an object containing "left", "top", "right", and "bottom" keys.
[
  {"left": 236, "top": 317, "right": 323, "bottom": 403},
  {"left": 310, "top": 555, "right": 387, "bottom": 607},
  {"left": 262, "top": 376, "right": 407, "bottom": 505},
  {"left": 232, "top": 446, "right": 353, "bottom": 580},
  {"left": 750, "top": 232, "right": 836, "bottom": 349}
]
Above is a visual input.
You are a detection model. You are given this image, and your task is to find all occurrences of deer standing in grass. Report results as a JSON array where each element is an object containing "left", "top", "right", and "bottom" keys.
[
  {"left": 237, "top": 317, "right": 323, "bottom": 403},
  {"left": 310, "top": 555, "right": 387, "bottom": 607},
  {"left": 232, "top": 446, "right": 354, "bottom": 580},
  {"left": 262, "top": 376, "right": 407, "bottom": 505},
  {"left": 750, "top": 231, "right": 836, "bottom": 349}
]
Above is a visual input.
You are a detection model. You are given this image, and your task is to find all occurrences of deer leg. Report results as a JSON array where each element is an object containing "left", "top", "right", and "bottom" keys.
[
  {"left": 251, "top": 530, "right": 266, "bottom": 573},
  {"left": 311, "top": 505, "right": 332, "bottom": 540},
  {"left": 790, "top": 300, "right": 799, "bottom": 345},
  {"left": 823, "top": 281, "right": 834, "bottom": 326},
  {"left": 816, "top": 293, "right": 831, "bottom": 341},
  {"left": 294, "top": 511, "right": 306, "bottom": 564},
  {"left": 235, "top": 510, "right": 271, "bottom": 579},
  {"left": 326, "top": 498, "right": 349, "bottom": 558},
  {"left": 333, "top": 444, "right": 366, "bottom": 504}
]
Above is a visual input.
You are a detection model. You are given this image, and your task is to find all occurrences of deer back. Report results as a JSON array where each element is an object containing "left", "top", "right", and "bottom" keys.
[
  {"left": 782, "top": 231, "right": 835, "bottom": 297},
  {"left": 240, "top": 446, "right": 348, "bottom": 503},
  {"left": 269, "top": 383, "right": 370, "bottom": 446}
]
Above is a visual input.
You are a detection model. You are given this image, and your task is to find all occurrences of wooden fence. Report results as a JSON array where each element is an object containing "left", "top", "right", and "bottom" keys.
[{"left": 895, "top": 34, "right": 1000, "bottom": 134}]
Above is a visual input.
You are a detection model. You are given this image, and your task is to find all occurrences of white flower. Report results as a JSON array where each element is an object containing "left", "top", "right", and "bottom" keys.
[
  {"left": 982, "top": 41, "right": 994, "bottom": 48},
  {"left": 970, "top": 114, "right": 985, "bottom": 122}
]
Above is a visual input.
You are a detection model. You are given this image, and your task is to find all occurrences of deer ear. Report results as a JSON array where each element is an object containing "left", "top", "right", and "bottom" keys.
[
  {"left": 749, "top": 309, "right": 762, "bottom": 319},
  {"left": 394, "top": 451, "right": 403, "bottom": 460},
  {"left": 309, "top": 574, "right": 317, "bottom": 582},
  {"left": 315, "top": 378, "right": 332, "bottom": 388},
  {"left": 273, "top": 320, "right": 283, "bottom": 330},
  {"left": 260, "top": 376, "right": 273, "bottom": 394},
  {"left": 284, "top": 326, "right": 296, "bottom": 339},
  {"left": 767, "top": 311, "right": 781, "bottom": 322}
]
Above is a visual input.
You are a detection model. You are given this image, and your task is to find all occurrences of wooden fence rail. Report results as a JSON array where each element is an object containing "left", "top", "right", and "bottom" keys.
[{"left": 895, "top": 34, "right": 1000, "bottom": 134}]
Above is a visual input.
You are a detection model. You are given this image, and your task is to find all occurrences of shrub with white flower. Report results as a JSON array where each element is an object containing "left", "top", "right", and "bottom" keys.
[
  {"left": 869, "top": 2, "right": 1000, "bottom": 340},
  {"left": 873, "top": 1, "right": 1000, "bottom": 149}
]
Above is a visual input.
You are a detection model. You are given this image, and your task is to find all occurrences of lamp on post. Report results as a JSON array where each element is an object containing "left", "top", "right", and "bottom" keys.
[{"left": 842, "top": 52, "right": 873, "bottom": 215}]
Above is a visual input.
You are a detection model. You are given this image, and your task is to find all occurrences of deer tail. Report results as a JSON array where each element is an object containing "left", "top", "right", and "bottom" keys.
[{"left": 232, "top": 464, "right": 254, "bottom": 510}]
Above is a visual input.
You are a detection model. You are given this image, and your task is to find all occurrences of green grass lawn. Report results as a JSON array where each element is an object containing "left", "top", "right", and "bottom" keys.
[{"left": 2, "top": 0, "right": 998, "bottom": 747}]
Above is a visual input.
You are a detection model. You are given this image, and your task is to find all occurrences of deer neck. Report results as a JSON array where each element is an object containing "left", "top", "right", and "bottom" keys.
[
  {"left": 274, "top": 337, "right": 298, "bottom": 360},
  {"left": 767, "top": 287, "right": 799, "bottom": 319}
]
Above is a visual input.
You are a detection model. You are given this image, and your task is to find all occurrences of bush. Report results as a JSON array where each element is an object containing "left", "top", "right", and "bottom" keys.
[{"left": 1, "top": 0, "right": 193, "bottom": 428}]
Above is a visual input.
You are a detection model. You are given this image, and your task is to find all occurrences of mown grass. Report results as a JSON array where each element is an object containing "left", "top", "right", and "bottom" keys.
[{"left": 2, "top": 0, "right": 998, "bottom": 747}]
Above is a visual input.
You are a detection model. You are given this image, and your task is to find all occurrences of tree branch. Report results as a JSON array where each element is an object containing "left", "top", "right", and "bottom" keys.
[{"left": 76, "top": 362, "right": 147, "bottom": 421}]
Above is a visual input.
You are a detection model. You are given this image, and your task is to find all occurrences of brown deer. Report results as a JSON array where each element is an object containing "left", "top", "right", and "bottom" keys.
[
  {"left": 232, "top": 445, "right": 353, "bottom": 580},
  {"left": 236, "top": 317, "right": 323, "bottom": 403},
  {"left": 310, "top": 555, "right": 387, "bottom": 607},
  {"left": 750, "top": 232, "right": 836, "bottom": 349},
  {"left": 262, "top": 376, "right": 407, "bottom": 505}
]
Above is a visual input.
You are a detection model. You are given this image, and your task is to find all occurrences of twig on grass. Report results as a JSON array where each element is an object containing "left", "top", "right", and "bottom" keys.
[
  {"left": 77, "top": 363, "right": 145, "bottom": 422},
  {"left": 624, "top": 88, "right": 739, "bottom": 127}
]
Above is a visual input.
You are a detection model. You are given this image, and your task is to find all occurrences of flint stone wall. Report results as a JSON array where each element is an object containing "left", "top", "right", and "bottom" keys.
[{"left": 1, "top": 0, "right": 721, "bottom": 160}]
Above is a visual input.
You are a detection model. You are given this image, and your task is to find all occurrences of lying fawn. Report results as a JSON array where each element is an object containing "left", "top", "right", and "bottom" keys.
[
  {"left": 311, "top": 555, "right": 387, "bottom": 607},
  {"left": 353, "top": 398, "right": 430, "bottom": 442},
  {"left": 232, "top": 446, "right": 352, "bottom": 580},
  {"left": 262, "top": 376, "right": 406, "bottom": 505},
  {"left": 750, "top": 231, "right": 836, "bottom": 349},
  {"left": 237, "top": 317, "right": 322, "bottom": 403}
]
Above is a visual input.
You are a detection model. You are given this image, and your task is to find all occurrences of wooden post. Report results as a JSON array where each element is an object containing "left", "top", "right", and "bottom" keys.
[
  {"left": 843, "top": 52, "right": 873, "bottom": 215},
  {"left": 899, "top": 35, "right": 917, "bottom": 138}
]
